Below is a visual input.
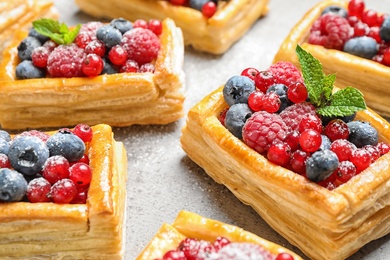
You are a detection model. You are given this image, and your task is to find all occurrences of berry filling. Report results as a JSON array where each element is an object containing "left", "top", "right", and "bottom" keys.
[
  {"left": 167, "top": 0, "right": 227, "bottom": 18},
  {"left": 308, "top": 0, "right": 390, "bottom": 67},
  {"left": 0, "top": 124, "right": 93, "bottom": 203},
  {"left": 15, "top": 18, "right": 162, "bottom": 79},
  {"left": 221, "top": 46, "right": 390, "bottom": 190}
]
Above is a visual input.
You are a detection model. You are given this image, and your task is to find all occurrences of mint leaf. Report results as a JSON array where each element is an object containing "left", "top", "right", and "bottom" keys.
[
  {"left": 323, "top": 73, "right": 335, "bottom": 100},
  {"left": 295, "top": 45, "right": 325, "bottom": 107},
  {"left": 32, "top": 18, "right": 80, "bottom": 45}
]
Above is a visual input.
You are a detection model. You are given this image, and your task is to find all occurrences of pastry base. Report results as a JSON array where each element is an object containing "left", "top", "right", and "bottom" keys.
[
  {"left": 0, "top": 124, "right": 127, "bottom": 259},
  {"left": 0, "top": 18, "right": 185, "bottom": 130},
  {"left": 0, "top": 0, "right": 58, "bottom": 58},
  {"left": 74, "top": 0, "right": 269, "bottom": 54},
  {"left": 180, "top": 87, "right": 390, "bottom": 260},
  {"left": 273, "top": 0, "right": 390, "bottom": 117},
  {"left": 136, "top": 210, "right": 303, "bottom": 260}
]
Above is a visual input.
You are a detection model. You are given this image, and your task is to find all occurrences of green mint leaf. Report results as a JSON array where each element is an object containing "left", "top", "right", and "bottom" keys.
[
  {"left": 295, "top": 45, "right": 325, "bottom": 107},
  {"left": 323, "top": 73, "right": 336, "bottom": 100},
  {"left": 316, "top": 87, "right": 366, "bottom": 117},
  {"left": 32, "top": 18, "right": 80, "bottom": 45}
]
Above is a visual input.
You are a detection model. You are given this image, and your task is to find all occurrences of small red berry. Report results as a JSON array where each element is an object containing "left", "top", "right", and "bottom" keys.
[
  {"left": 361, "top": 9, "right": 379, "bottom": 27},
  {"left": 108, "top": 45, "right": 128, "bottom": 66},
  {"left": 348, "top": 15, "right": 359, "bottom": 27},
  {"left": 377, "top": 142, "right": 390, "bottom": 155},
  {"left": 348, "top": 0, "right": 365, "bottom": 19},
  {"left": 139, "top": 63, "right": 156, "bottom": 73},
  {"left": 368, "top": 26, "right": 381, "bottom": 43},
  {"left": 324, "top": 119, "right": 350, "bottom": 141},
  {"left": 73, "top": 124, "right": 93, "bottom": 143},
  {"left": 335, "top": 160, "right": 357, "bottom": 184},
  {"left": 169, "top": 0, "right": 187, "bottom": 5},
  {"left": 71, "top": 185, "right": 89, "bottom": 204},
  {"left": 120, "top": 59, "right": 139, "bottom": 73},
  {"left": 69, "top": 162, "right": 92, "bottom": 187},
  {"left": 85, "top": 40, "right": 106, "bottom": 57},
  {"left": 350, "top": 148, "right": 371, "bottom": 173},
  {"left": 299, "top": 129, "right": 322, "bottom": 153},
  {"left": 254, "top": 71, "right": 275, "bottom": 93},
  {"left": 287, "top": 82, "right": 308, "bottom": 103},
  {"left": 0, "top": 154, "right": 10, "bottom": 168},
  {"left": 42, "top": 155, "right": 70, "bottom": 184},
  {"left": 218, "top": 108, "right": 228, "bottom": 126},
  {"left": 241, "top": 67, "right": 259, "bottom": 81},
  {"left": 267, "top": 142, "right": 291, "bottom": 166},
  {"left": 72, "top": 154, "right": 90, "bottom": 165},
  {"left": 353, "top": 22, "right": 369, "bottom": 37},
  {"left": 261, "top": 92, "right": 281, "bottom": 113},
  {"left": 82, "top": 54, "right": 104, "bottom": 77},
  {"left": 276, "top": 252, "right": 295, "bottom": 260},
  {"left": 133, "top": 19, "right": 148, "bottom": 29},
  {"left": 382, "top": 47, "right": 390, "bottom": 66},
  {"left": 284, "top": 130, "right": 300, "bottom": 152},
  {"left": 298, "top": 114, "right": 322, "bottom": 133},
  {"left": 148, "top": 19, "right": 163, "bottom": 35},
  {"left": 247, "top": 91, "right": 264, "bottom": 111},
  {"left": 202, "top": 1, "right": 217, "bottom": 18},
  {"left": 26, "top": 177, "right": 52, "bottom": 203},
  {"left": 162, "top": 250, "right": 186, "bottom": 260},
  {"left": 364, "top": 145, "right": 381, "bottom": 163},
  {"left": 31, "top": 46, "right": 50, "bottom": 68},
  {"left": 330, "top": 139, "right": 356, "bottom": 161},
  {"left": 290, "top": 149, "right": 310, "bottom": 175},
  {"left": 50, "top": 179, "right": 77, "bottom": 204}
]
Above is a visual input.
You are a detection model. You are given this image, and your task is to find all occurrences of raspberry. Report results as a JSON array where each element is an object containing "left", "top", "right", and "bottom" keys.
[
  {"left": 178, "top": 238, "right": 216, "bottom": 259},
  {"left": 47, "top": 44, "right": 86, "bottom": 78},
  {"left": 121, "top": 28, "right": 160, "bottom": 65},
  {"left": 279, "top": 102, "right": 317, "bottom": 132},
  {"left": 267, "top": 61, "right": 303, "bottom": 88},
  {"left": 242, "top": 111, "right": 289, "bottom": 154},
  {"left": 308, "top": 13, "right": 352, "bottom": 50}
]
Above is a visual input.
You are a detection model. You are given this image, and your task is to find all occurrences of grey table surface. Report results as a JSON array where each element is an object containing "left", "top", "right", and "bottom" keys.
[{"left": 53, "top": 0, "right": 390, "bottom": 259}]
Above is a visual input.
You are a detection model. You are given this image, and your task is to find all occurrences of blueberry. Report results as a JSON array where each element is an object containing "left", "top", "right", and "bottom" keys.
[
  {"left": 0, "top": 168, "right": 27, "bottom": 202},
  {"left": 16, "top": 60, "right": 45, "bottom": 79},
  {"left": 8, "top": 136, "right": 49, "bottom": 176},
  {"left": 189, "top": 0, "right": 208, "bottom": 10},
  {"left": 266, "top": 84, "right": 292, "bottom": 113},
  {"left": 223, "top": 75, "right": 256, "bottom": 106},
  {"left": 28, "top": 28, "right": 50, "bottom": 44},
  {"left": 306, "top": 150, "right": 339, "bottom": 182},
  {"left": 17, "top": 36, "right": 42, "bottom": 61},
  {"left": 0, "top": 139, "right": 10, "bottom": 155},
  {"left": 110, "top": 18, "right": 133, "bottom": 34},
  {"left": 96, "top": 25, "right": 122, "bottom": 49},
  {"left": 321, "top": 6, "right": 348, "bottom": 18},
  {"left": 46, "top": 129, "right": 85, "bottom": 162},
  {"left": 225, "top": 103, "right": 253, "bottom": 139},
  {"left": 102, "top": 58, "right": 118, "bottom": 74},
  {"left": 319, "top": 135, "right": 331, "bottom": 151},
  {"left": 380, "top": 16, "right": 390, "bottom": 42},
  {"left": 343, "top": 36, "right": 378, "bottom": 59},
  {"left": 0, "top": 130, "right": 11, "bottom": 142},
  {"left": 347, "top": 121, "right": 378, "bottom": 148}
]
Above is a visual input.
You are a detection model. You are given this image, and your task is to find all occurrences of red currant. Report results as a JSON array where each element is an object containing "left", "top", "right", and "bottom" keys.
[
  {"left": 85, "top": 40, "right": 106, "bottom": 57},
  {"left": 42, "top": 155, "right": 70, "bottom": 184},
  {"left": 169, "top": 0, "right": 187, "bottom": 5},
  {"left": 361, "top": 9, "right": 378, "bottom": 27},
  {"left": 299, "top": 129, "right": 322, "bottom": 153},
  {"left": 202, "top": 1, "right": 217, "bottom": 18},
  {"left": 148, "top": 19, "right": 163, "bottom": 35},
  {"left": 31, "top": 46, "right": 50, "bottom": 68},
  {"left": 290, "top": 149, "right": 310, "bottom": 175},
  {"left": 82, "top": 53, "right": 104, "bottom": 77},
  {"left": 71, "top": 185, "right": 89, "bottom": 204},
  {"left": 133, "top": 19, "right": 148, "bottom": 29},
  {"left": 353, "top": 22, "right": 369, "bottom": 37},
  {"left": 330, "top": 139, "right": 356, "bottom": 161},
  {"left": 218, "top": 108, "right": 228, "bottom": 126},
  {"left": 335, "top": 160, "right": 357, "bottom": 184},
  {"left": 108, "top": 45, "right": 128, "bottom": 66},
  {"left": 276, "top": 252, "right": 295, "bottom": 260},
  {"left": 241, "top": 67, "right": 259, "bottom": 81},
  {"left": 139, "top": 63, "right": 156, "bottom": 73},
  {"left": 120, "top": 59, "right": 139, "bottom": 73},
  {"left": 347, "top": 15, "right": 359, "bottom": 27},
  {"left": 287, "top": 82, "right": 308, "bottom": 103},
  {"left": 69, "top": 162, "right": 92, "bottom": 187},
  {"left": 364, "top": 145, "right": 380, "bottom": 163},
  {"left": 350, "top": 148, "right": 371, "bottom": 173},
  {"left": 261, "top": 92, "right": 281, "bottom": 113},
  {"left": 298, "top": 114, "right": 322, "bottom": 133},
  {"left": 348, "top": 0, "right": 365, "bottom": 19},
  {"left": 50, "top": 179, "right": 77, "bottom": 204},
  {"left": 324, "top": 119, "right": 349, "bottom": 141},
  {"left": 73, "top": 154, "right": 90, "bottom": 165},
  {"left": 0, "top": 154, "right": 10, "bottom": 168},
  {"left": 161, "top": 250, "right": 186, "bottom": 260},
  {"left": 377, "top": 142, "right": 390, "bottom": 155},
  {"left": 267, "top": 142, "right": 291, "bottom": 166},
  {"left": 247, "top": 91, "right": 264, "bottom": 111},
  {"left": 26, "top": 177, "right": 52, "bottom": 203},
  {"left": 382, "top": 47, "right": 390, "bottom": 66},
  {"left": 368, "top": 26, "right": 381, "bottom": 43},
  {"left": 73, "top": 124, "right": 93, "bottom": 143},
  {"left": 254, "top": 71, "right": 275, "bottom": 93}
]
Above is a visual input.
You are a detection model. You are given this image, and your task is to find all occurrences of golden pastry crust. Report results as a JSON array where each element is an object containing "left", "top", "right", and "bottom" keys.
[
  {"left": 0, "top": 0, "right": 58, "bottom": 57},
  {"left": 136, "top": 210, "right": 303, "bottom": 260},
  {"left": 0, "top": 18, "right": 185, "bottom": 130},
  {"left": 74, "top": 0, "right": 269, "bottom": 54},
  {"left": 273, "top": 0, "right": 390, "bottom": 117},
  {"left": 180, "top": 86, "right": 390, "bottom": 260},
  {"left": 0, "top": 124, "right": 127, "bottom": 259}
]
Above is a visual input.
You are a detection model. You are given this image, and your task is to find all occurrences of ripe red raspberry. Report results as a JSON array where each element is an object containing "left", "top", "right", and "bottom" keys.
[
  {"left": 279, "top": 102, "right": 317, "bottom": 132},
  {"left": 308, "top": 13, "right": 353, "bottom": 50},
  {"left": 178, "top": 238, "right": 216, "bottom": 259},
  {"left": 242, "top": 111, "right": 289, "bottom": 154},
  {"left": 121, "top": 28, "right": 160, "bottom": 65},
  {"left": 47, "top": 44, "right": 86, "bottom": 78},
  {"left": 267, "top": 61, "right": 303, "bottom": 88}
]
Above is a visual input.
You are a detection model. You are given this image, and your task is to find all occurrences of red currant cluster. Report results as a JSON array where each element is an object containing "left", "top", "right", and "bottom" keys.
[{"left": 168, "top": 0, "right": 218, "bottom": 18}]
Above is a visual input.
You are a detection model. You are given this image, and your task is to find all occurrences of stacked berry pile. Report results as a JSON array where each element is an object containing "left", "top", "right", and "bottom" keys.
[
  {"left": 16, "top": 17, "right": 162, "bottom": 79},
  {"left": 167, "top": 0, "right": 228, "bottom": 18},
  {"left": 308, "top": 0, "right": 390, "bottom": 66},
  {"left": 0, "top": 124, "right": 93, "bottom": 204},
  {"left": 220, "top": 46, "right": 390, "bottom": 190},
  {"left": 158, "top": 236, "right": 293, "bottom": 260}
]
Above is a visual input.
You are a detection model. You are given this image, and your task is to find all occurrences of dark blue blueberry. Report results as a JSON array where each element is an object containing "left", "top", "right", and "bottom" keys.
[
  {"left": 96, "top": 25, "right": 122, "bottom": 49},
  {"left": 110, "top": 18, "right": 133, "bottom": 34},
  {"left": 266, "top": 84, "right": 292, "bottom": 113},
  {"left": 102, "top": 58, "right": 119, "bottom": 74},
  {"left": 223, "top": 75, "right": 256, "bottom": 106},
  {"left": 306, "top": 150, "right": 339, "bottom": 182},
  {"left": 0, "top": 168, "right": 27, "bottom": 202},
  {"left": 319, "top": 135, "right": 331, "bottom": 151},
  {"left": 0, "top": 139, "right": 10, "bottom": 155},
  {"left": 46, "top": 129, "right": 85, "bottom": 162},
  {"left": 189, "top": 0, "right": 208, "bottom": 10},
  {"left": 17, "top": 36, "right": 42, "bottom": 61},
  {"left": 28, "top": 28, "right": 50, "bottom": 44},
  {"left": 347, "top": 121, "right": 378, "bottom": 148},
  {"left": 343, "top": 36, "right": 378, "bottom": 59},
  {"left": 0, "top": 130, "right": 11, "bottom": 142},
  {"left": 16, "top": 60, "right": 45, "bottom": 79},
  {"left": 321, "top": 6, "right": 348, "bottom": 18},
  {"left": 380, "top": 16, "right": 390, "bottom": 42},
  {"left": 225, "top": 103, "right": 252, "bottom": 139},
  {"left": 8, "top": 136, "right": 49, "bottom": 176}
]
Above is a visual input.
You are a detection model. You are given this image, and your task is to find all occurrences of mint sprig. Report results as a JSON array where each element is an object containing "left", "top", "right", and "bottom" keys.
[
  {"left": 296, "top": 45, "right": 366, "bottom": 117},
  {"left": 32, "top": 18, "right": 81, "bottom": 45}
]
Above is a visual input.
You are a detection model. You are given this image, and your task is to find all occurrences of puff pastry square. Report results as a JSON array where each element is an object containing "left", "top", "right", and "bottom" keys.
[
  {"left": 0, "top": 124, "right": 127, "bottom": 259},
  {"left": 136, "top": 210, "right": 303, "bottom": 259},
  {"left": 273, "top": 0, "right": 390, "bottom": 117},
  {"left": 0, "top": 18, "right": 185, "bottom": 130},
  {"left": 74, "top": 0, "right": 269, "bottom": 54},
  {"left": 0, "top": 0, "right": 58, "bottom": 57},
  {"left": 180, "top": 86, "right": 390, "bottom": 260}
]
